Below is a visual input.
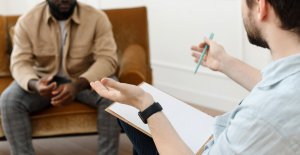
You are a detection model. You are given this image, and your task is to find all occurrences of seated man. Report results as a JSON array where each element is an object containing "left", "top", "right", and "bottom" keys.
[
  {"left": 0, "top": 0, "right": 120, "bottom": 155},
  {"left": 90, "top": 0, "right": 300, "bottom": 154}
]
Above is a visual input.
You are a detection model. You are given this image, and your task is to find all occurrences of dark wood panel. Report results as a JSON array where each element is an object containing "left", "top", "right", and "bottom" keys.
[{"left": 0, "top": 134, "right": 132, "bottom": 155}]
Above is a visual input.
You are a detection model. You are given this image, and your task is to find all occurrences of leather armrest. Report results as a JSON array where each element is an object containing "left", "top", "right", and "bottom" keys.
[
  {"left": 118, "top": 44, "right": 148, "bottom": 85},
  {"left": 0, "top": 77, "right": 13, "bottom": 94}
]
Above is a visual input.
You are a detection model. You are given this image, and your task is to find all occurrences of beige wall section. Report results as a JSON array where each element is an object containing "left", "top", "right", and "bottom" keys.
[{"left": 1, "top": 0, "right": 272, "bottom": 111}]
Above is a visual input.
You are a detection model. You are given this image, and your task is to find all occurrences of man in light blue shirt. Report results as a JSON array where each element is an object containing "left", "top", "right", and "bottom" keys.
[
  {"left": 89, "top": 0, "right": 300, "bottom": 154},
  {"left": 203, "top": 54, "right": 300, "bottom": 154}
]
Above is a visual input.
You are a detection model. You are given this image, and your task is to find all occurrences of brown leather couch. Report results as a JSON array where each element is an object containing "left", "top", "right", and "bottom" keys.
[{"left": 0, "top": 7, "right": 152, "bottom": 139}]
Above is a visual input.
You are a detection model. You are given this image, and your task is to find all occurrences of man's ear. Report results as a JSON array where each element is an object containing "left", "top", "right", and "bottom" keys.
[{"left": 257, "top": 0, "right": 268, "bottom": 21}]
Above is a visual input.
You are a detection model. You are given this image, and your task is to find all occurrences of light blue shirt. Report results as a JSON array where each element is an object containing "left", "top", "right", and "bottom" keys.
[{"left": 203, "top": 54, "right": 300, "bottom": 155}]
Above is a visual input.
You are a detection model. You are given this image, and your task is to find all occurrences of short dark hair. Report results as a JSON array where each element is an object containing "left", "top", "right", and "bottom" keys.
[{"left": 246, "top": 0, "right": 300, "bottom": 36}]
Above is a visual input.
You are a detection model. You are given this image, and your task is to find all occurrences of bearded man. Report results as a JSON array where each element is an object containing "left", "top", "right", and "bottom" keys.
[{"left": 89, "top": 0, "right": 300, "bottom": 154}]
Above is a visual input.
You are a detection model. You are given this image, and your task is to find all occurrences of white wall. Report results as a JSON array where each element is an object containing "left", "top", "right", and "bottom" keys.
[
  {"left": 0, "top": 0, "right": 101, "bottom": 15},
  {"left": 100, "top": 0, "right": 272, "bottom": 112},
  {"left": 0, "top": 0, "right": 272, "bottom": 112}
]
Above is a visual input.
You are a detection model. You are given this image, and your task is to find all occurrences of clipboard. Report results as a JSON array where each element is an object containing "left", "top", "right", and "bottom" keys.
[{"left": 106, "top": 82, "right": 214, "bottom": 154}]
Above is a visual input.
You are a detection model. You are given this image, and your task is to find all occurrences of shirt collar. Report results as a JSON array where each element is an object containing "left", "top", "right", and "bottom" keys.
[
  {"left": 259, "top": 53, "right": 300, "bottom": 87},
  {"left": 45, "top": 3, "right": 80, "bottom": 25}
]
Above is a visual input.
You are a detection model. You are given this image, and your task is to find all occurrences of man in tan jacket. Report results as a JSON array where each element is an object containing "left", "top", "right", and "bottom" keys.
[{"left": 0, "top": 0, "right": 120, "bottom": 155}]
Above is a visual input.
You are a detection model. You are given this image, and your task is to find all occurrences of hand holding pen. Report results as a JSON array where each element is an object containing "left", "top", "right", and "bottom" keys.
[{"left": 191, "top": 34, "right": 229, "bottom": 73}]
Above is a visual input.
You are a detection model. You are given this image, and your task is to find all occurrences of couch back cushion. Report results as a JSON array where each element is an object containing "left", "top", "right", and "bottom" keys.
[
  {"left": 105, "top": 7, "right": 150, "bottom": 63},
  {"left": 104, "top": 7, "right": 152, "bottom": 83}
]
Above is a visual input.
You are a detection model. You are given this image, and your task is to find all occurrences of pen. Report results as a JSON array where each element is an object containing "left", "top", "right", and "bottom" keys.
[{"left": 194, "top": 33, "right": 214, "bottom": 74}]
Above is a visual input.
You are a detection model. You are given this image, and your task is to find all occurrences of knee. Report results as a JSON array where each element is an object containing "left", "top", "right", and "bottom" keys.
[
  {"left": 0, "top": 82, "right": 28, "bottom": 113},
  {"left": 0, "top": 90, "right": 20, "bottom": 114},
  {"left": 97, "top": 96, "right": 114, "bottom": 108},
  {"left": 118, "top": 119, "right": 132, "bottom": 132}
]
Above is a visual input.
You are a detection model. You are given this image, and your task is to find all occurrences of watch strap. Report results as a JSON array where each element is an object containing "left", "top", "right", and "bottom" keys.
[{"left": 138, "top": 102, "right": 163, "bottom": 124}]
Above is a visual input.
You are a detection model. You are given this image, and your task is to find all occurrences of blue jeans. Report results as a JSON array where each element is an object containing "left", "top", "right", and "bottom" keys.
[
  {"left": 0, "top": 76, "right": 120, "bottom": 155},
  {"left": 118, "top": 119, "right": 159, "bottom": 155}
]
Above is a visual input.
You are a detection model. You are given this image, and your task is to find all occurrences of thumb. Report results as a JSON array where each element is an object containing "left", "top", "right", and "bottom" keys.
[
  {"left": 101, "top": 78, "right": 125, "bottom": 92},
  {"left": 41, "top": 76, "right": 53, "bottom": 85},
  {"left": 204, "top": 37, "right": 213, "bottom": 46},
  {"left": 46, "top": 76, "right": 53, "bottom": 82},
  {"left": 52, "top": 85, "right": 62, "bottom": 95},
  {"left": 48, "top": 82, "right": 57, "bottom": 91}
]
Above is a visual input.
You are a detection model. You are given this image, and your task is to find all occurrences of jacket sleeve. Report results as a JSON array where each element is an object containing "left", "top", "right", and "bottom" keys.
[
  {"left": 10, "top": 19, "right": 39, "bottom": 91},
  {"left": 79, "top": 12, "right": 118, "bottom": 82}
]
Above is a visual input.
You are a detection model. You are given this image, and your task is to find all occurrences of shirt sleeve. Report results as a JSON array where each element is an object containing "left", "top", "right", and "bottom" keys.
[
  {"left": 202, "top": 108, "right": 288, "bottom": 155},
  {"left": 79, "top": 11, "right": 118, "bottom": 82}
]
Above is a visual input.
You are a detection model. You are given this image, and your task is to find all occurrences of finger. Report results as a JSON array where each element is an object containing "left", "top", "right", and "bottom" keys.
[
  {"left": 40, "top": 76, "right": 53, "bottom": 85},
  {"left": 52, "top": 85, "right": 63, "bottom": 95},
  {"left": 52, "top": 92, "right": 66, "bottom": 102},
  {"left": 198, "top": 41, "right": 207, "bottom": 48},
  {"left": 202, "top": 54, "right": 208, "bottom": 64},
  {"left": 47, "top": 82, "right": 57, "bottom": 90},
  {"left": 40, "top": 82, "right": 57, "bottom": 95},
  {"left": 90, "top": 81, "right": 121, "bottom": 102},
  {"left": 101, "top": 78, "right": 125, "bottom": 92},
  {"left": 203, "top": 37, "right": 213, "bottom": 46},
  {"left": 192, "top": 47, "right": 205, "bottom": 53},
  {"left": 52, "top": 88, "right": 67, "bottom": 102},
  {"left": 51, "top": 94, "right": 71, "bottom": 106},
  {"left": 191, "top": 51, "right": 201, "bottom": 58},
  {"left": 46, "top": 76, "right": 53, "bottom": 83},
  {"left": 90, "top": 81, "right": 110, "bottom": 96},
  {"left": 91, "top": 81, "right": 109, "bottom": 91},
  {"left": 191, "top": 45, "right": 202, "bottom": 52}
]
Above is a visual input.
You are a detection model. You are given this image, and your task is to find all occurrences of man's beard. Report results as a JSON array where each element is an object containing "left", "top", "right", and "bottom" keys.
[
  {"left": 244, "top": 14, "right": 270, "bottom": 49},
  {"left": 47, "top": 0, "right": 77, "bottom": 20}
]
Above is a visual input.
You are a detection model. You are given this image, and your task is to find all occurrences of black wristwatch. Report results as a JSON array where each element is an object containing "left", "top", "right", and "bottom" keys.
[{"left": 138, "top": 102, "right": 163, "bottom": 124}]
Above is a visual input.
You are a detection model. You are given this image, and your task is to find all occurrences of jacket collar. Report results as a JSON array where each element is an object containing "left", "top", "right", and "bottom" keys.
[{"left": 44, "top": 3, "right": 80, "bottom": 25}]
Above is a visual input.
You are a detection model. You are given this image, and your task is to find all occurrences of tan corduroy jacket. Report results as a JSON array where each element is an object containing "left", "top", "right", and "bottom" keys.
[{"left": 10, "top": 2, "right": 118, "bottom": 91}]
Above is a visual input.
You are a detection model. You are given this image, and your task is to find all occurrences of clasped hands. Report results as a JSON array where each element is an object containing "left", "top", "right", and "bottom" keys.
[{"left": 31, "top": 76, "right": 77, "bottom": 106}]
